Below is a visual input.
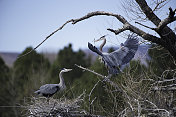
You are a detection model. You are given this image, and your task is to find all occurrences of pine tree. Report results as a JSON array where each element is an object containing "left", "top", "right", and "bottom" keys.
[
  {"left": 50, "top": 44, "right": 91, "bottom": 85},
  {"left": 148, "top": 44, "right": 176, "bottom": 79},
  {"left": 12, "top": 47, "right": 50, "bottom": 116},
  {"left": 0, "top": 57, "right": 14, "bottom": 117}
]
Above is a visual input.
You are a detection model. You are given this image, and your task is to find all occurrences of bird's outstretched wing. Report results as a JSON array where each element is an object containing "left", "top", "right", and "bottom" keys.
[
  {"left": 88, "top": 33, "right": 139, "bottom": 75},
  {"left": 88, "top": 42, "right": 122, "bottom": 74},
  {"left": 88, "top": 42, "right": 103, "bottom": 56},
  {"left": 102, "top": 47, "right": 129, "bottom": 74},
  {"left": 36, "top": 84, "right": 59, "bottom": 95},
  {"left": 121, "top": 34, "right": 139, "bottom": 65}
]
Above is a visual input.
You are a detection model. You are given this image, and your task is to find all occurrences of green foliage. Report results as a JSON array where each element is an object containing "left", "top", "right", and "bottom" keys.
[
  {"left": 1, "top": 44, "right": 176, "bottom": 116},
  {"left": 122, "top": 60, "right": 148, "bottom": 78},
  {"left": 70, "top": 59, "right": 108, "bottom": 113},
  {"left": 70, "top": 59, "right": 149, "bottom": 115},
  {"left": 72, "top": 58, "right": 107, "bottom": 93},
  {"left": 0, "top": 56, "right": 10, "bottom": 83},
  {"left": 148, "top": 45, "right": 176, "bottom": 78},
  {"left": 0, "top": 57, "right": 14, "bottom": 117},
  {"left": 10, "top": 47, "right": 50, "bottom": 116},
  {"left": 50, "top": 44, "right": 91, "bottom": 85},
  {"left": 14, "top": 47, "right": 50, "bottom": 79},
  {"left": 13, "top": 47, "right": 50, "bottom": 98}
]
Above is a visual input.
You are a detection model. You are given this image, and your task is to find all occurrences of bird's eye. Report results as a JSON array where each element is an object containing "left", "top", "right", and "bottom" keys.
[{"left": 61, "top": 68, "right": 65, "bottom": 70}]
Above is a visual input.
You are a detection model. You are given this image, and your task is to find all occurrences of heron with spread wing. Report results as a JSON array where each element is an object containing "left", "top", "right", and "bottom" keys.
[
  {"left": 35, "top": 68, "right": 72, "bottom": 98},
  {"left": 88, "top": 34, "right": 139, "bottom": 76}
]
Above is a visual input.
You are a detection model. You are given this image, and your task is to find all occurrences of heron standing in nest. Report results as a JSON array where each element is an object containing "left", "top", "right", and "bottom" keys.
[{"left": 35, "top": 68, "right": 72, "bottom": 100}]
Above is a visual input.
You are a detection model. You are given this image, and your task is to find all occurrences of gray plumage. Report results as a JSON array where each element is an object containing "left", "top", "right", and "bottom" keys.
[
  {"left": 88, "top": 34, "right": 139, "bottom": 75},
  {"left": 34, "top": 68, "right": 72, "bottom": 98}
]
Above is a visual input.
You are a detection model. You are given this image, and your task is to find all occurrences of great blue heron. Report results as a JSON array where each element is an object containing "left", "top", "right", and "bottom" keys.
[
  {"left": 88, "top": 34, "right": 139, "bottom": 75},
  {"left": 34, "top": 68, "right": 72, "bottom": 98},
  {"left": 94, "top": 35, "right": 107, "bottom": 52}
]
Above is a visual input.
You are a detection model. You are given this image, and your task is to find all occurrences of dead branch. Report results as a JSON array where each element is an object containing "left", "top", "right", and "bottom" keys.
[
  {"left": 156, "top": 7, "right": 176, "bottom": 31},
  {"left": 89, "top": 80, "right": 100, "bottom": 114},
  {"left": 107, "top": 23, "right": 130, "bottom": 35},
  {"left": 135, "top": 21, "right": 155, "bottom": 30},
  {"left": 17, "top": 19, "right": 74, "bottom": 59},
  {"left": 71, "top": 11, "right": 128, "bottom": 24},
  {"left": 135, "top": 0, "right": 161, "bottom": 26},
  {"left": 135, "top": 0, "right": 176, "bottom": 37},
  {"left": 144, "top": 109, "right": 170, "bottom": 116},
  {"left": 152, "top": 0, "right": 169, "bottom": 12},
  {"left": 107, "top": 21, "right": 161, "bottom": 44},
  {"left": 18, "top": 11, "right": 129, "bottom": 59},
  {"left": 18, "top": 3, "right": 176, "bottom": 59},
  {"left": 19, "top": 9, "right": 162, "bottom": 59},
  {"left": 75, "top": 64, "right": 122, "bottom": 92},
  {"left": 75, "top": 64, "right": 105, "bottom": 78},
  {"left": 156, "top": 78, "right": 176, "bottom": 83}
]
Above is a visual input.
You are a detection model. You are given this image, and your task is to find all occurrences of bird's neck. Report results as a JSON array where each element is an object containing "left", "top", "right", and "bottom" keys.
[
  {"left": 100, "top": 39, "right": 106, "bottom": 52},
  {"left": 59, "top": 72, "right": 65, "bottom": 88}
]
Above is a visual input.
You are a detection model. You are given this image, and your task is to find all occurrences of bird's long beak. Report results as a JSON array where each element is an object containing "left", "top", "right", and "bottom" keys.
[
  {"left": 67, "top": 69, "right": 72, "bottom": 72},
  {"left": 94, "top": 35, "right": 106, "bottom": 42},
  {"left": 94, "top": 38, "right": 102, "bottom": 42}
]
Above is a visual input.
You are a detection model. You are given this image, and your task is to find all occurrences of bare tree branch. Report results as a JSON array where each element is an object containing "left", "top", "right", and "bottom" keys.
[
  {"left": 75, "top": 64, "right": 105, "bottom": 78},
  {"left": 135, "top": 21, "right": 155, "bottom": 30},
  {"left": 135, "top": 0, "right": 176, "bottom": 37},
  {"left": 71, "top": 11, "right": 128, "bottom": 24},
  {"left": 17, "top": 11, "right": 129, "bottom": 59},
  {"left": 157, "top": 8, "right": 176, "bottom": 31},
  {"left": 75, "top": 64, "right": 122, "bottom": 92},
  {"left": 108, "top": 24, "right": 161, "bottom": 44},
  {"left": 89, "top": 80, "right": 100, "bottom": 114},
  {"left": 107, "top": 23, "right": 130, "bottom": 35},
  {"left": 17, "top": 2, "right": 176, "bottom": 59},
  {"left": 17, "top": 19, "right": 74, "bottom": 59},
  {"left": 135, "top": 0, "right": 161, "bottom": 26},
  {"left": 73, "top": 10, "right": 162, "bottom": 44},
  {"left": 152, "top": 0, "right": 169, "bottom": 12}
]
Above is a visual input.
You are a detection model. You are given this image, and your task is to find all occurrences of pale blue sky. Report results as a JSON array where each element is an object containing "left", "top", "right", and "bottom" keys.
[{"left": 0, "top": 0, "right": 175, "bottom": 53}]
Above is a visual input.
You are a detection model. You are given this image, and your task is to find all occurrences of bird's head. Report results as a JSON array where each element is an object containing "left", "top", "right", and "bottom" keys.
[
  {"left": 94, "top": 35, "right": 107, "bottom": 42},
  {"left": 61, "top": 68, "right": 72, "bottom": 73}
]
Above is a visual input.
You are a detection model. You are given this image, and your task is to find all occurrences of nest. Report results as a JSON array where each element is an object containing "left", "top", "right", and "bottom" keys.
[{"left": 28, "top": 93, "right": 86, "bottom": 117}]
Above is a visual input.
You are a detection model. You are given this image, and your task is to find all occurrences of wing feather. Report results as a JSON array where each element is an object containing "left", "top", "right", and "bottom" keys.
[
  {"left": 102, "top": 47, "right": 128, "bottom": 74},
  {"left": 39, "top": 84, "right": 59, "bottom": 95},
  {"left": 88, "top": 33, "right": 139, "bottom": 75},
  {"left": 121, "top": 34, "right": 139, "bottom": 65}
]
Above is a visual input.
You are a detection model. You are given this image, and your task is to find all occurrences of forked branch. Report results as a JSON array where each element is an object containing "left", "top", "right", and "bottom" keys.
[
  {"left": 157, "top": 7, "right": 176, "bottom": 31},
  {"left": 18, "top": 7, "right": 175, "bottom": 59}
]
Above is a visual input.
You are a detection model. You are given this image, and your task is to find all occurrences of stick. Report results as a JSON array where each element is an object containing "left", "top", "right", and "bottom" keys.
[
  {"left": 75, "top": 64, "right": 106, "bottom": 78},
  {"left": 17, "top": 19, "right": 74, "bottom": 59}
]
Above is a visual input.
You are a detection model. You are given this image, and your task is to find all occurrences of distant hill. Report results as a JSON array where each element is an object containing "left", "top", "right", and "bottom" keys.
[
  {"left": 0, "top": 52, "right": 57, "bottom": 67},
  {"left": 0, "top": 52, "right": 19, "bottom": 67},
  {"left": 0, "top": 45, "right": 150, "bottom": 67}
]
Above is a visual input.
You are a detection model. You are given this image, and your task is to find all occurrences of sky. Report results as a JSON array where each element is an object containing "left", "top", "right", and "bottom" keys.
[{"left": 0, "top": 0, "right": 176, "bottom": 53}]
